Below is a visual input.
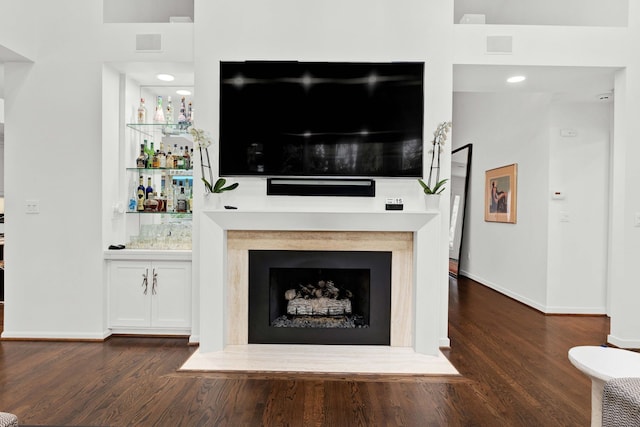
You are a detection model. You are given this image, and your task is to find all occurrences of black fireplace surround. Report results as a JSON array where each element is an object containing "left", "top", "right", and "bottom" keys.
[{"left": 248, "top": 250, "right": 392, "bottom": 345}]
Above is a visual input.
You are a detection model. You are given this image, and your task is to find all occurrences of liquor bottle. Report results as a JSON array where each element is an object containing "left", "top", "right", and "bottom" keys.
[
  {"left": 146, "top": 177, "right": 154, "bottom": 200},
  {"left": 153, "top": 95, "right": 165, "bottom": 123},
  {"left": 158, "top": 143, "right": 167, "bottom": 168},
  {"left": 166, "top": 150, "right": 174, "bottom": 170},
  {"left": 187, "top": 102, "right": 193, "bottom": 125},
  {"left": 152, "top": 192, "right": 163, "bottom": 212},
  {"left": 136, "top": 176, "right": 145, "bottom": 211},
  {"left": 144, "top": 141, "right": 154, "bottom": 163},
  {"left": 152, "top": 150, "right": 160, "bottom": 168},
  {"left": 178, "top": 97, "right": 187, "bottom": 125},
  {"left": 166, "top": 179, "right": 176, "bottom": 212},
  {"left": 166, "top": 96, "right": 174, "bottom": 124},
  {"left": 136, "top": 143, "right": 147, "bottom": 168},
  {"left": 176, "top": 146, "right": 185, "bottom": 169},
  {"left": 189, "top": 148, "right": 194, "bottom": 169},
  {"left": 176, "top": 186, "right": 187, "bottom": 212},
  {"left": 137, "top": 98, "right": 147, "bottom": 123},
  {"left": 183, "top": 146, "right": 191, "bottom": 169}
]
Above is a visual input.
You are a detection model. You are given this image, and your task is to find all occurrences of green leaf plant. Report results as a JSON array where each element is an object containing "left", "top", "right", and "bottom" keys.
[
  {"left": 211, "top": 177, "right": 239, "bottom": 194},
  {"left": 418, "top": 178, "right": 448, "bottom": 195}
]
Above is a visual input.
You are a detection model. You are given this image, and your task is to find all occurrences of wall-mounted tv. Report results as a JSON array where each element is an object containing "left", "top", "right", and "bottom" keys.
[{"left": 219, "top": 61, "right": 424, "bottom": 178}]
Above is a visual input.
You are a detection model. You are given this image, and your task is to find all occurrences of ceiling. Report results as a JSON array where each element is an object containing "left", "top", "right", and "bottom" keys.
[
  {"left": 107, "top": 61, "right": 195, "bottom": 98},
  {"left": 453, "top": 64, "right": 618, "bottom": 103}
]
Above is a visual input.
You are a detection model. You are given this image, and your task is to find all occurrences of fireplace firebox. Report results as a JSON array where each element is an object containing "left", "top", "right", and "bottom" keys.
[{"left": 248, "top": 250, "right": 392, "bottom": 345}]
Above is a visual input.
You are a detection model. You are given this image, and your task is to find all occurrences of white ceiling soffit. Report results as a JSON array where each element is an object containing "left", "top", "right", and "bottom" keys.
[
  {"left": 107, "top": 61, "right": 195, "bottom": 98},
  {"left": 453, "top": 65, "right": 619, "bottom": 103},
  {"left": 454, "top": 0, "right": 628, "bottom": 27},
  {"left": 108, "top": 61, "right": 194, "bottom": 87}
]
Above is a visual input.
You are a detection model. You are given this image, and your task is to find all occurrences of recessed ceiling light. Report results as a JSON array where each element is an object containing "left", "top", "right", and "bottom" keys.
[
  {"left": 507, "top": 75, "right": 526, "bottom": 83},
  {"left": 176, "top": 89, "right": 192, "bottom": 96},
  {"left": 156, "top": 73, "right": 175, "bottom": 82}
]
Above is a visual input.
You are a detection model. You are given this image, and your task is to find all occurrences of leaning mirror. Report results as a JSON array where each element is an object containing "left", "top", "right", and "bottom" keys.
[{"left": 449, "top": 144, "right": 472, "bottom": 277}]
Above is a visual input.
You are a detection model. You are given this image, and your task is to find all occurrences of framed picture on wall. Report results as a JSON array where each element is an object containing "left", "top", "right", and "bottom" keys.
[{"left": 485, "top": 164, "right": 517, "bottom": 223}]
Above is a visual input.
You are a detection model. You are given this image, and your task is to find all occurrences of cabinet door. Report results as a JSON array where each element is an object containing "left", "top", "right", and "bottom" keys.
[
  {"left": 109, "top": 261, "right": 152, "bottom": 327},
  {"left": 150, "top": 261, "right": 192, "bottom": 328}
]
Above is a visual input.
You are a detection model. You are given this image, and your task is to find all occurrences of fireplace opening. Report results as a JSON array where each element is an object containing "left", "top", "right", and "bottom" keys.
[
  {"left": 249, "top": 250, "right": 391, "bottom": 345},
  {"left": 269, "top": 267, "right": 370, "bottom": 329}
]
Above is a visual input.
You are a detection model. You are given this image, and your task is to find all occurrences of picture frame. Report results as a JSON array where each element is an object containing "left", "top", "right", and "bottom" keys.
[{"left": 485, "top": 163, "right": 517, "bottom": 223}]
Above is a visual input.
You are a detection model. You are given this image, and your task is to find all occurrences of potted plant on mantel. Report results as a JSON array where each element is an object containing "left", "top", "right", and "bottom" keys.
[
  {"left": 189, "top": 128, "right": 239, "bottom": 208},
  {"left": 418, "top": 121, "right": 452, "bottom": 210}
]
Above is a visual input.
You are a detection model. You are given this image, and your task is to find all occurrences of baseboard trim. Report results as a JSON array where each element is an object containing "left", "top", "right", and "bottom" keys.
[
  {"left": 607, "top": 334, "right": 640, "bottom": 349},
  {"left": 460, "top": 270, "right": 546, "bottom": 313},
  {"left": 459, "top": 270, "right": 606, "bottom": 315}
]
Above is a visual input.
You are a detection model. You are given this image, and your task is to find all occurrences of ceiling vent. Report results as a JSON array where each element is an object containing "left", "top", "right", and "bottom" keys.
[
  {"left": 486, "top": 36, "right": 513, "bottom": 54},
  {"left": 136, "top": 34, "right": 162, "bottom": 52}
]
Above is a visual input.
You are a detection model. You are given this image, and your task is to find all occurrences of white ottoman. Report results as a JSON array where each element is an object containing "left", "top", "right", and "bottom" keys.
[{"left": 569, "top": 346, "right": 640, "bottom": 427}]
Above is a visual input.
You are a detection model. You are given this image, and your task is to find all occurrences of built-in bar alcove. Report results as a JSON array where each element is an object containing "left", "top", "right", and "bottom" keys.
[{"left": 248, "top": 250, "right": 391, "bottom": 345}]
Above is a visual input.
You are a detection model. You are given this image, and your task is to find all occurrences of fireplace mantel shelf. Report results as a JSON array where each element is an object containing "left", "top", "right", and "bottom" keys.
[{"left": 204, "top": 209, "right": 437, "bottom": 232}]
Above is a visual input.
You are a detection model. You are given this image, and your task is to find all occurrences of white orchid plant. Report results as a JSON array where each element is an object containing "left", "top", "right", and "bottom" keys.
[
  {"left": 189, "top": 128, "right": 239, "bottom": 194},
  {"left": 418, "top": 121, "right": 452, "bottom": 195}
]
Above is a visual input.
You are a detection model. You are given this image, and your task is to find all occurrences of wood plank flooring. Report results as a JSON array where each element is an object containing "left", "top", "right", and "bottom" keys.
[{"left": 0, "top": 277, "right": 609, "bottom": 426}]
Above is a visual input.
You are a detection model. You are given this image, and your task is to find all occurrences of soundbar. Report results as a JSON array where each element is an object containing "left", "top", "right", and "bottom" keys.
[{"left": 267, "top": 178, "right": 376, "bottom": 197}]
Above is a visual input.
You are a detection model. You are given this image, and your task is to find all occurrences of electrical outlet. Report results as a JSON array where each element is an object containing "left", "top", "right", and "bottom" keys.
[{"left": 25, "top": 199, "right": 40, "bottom": 214}]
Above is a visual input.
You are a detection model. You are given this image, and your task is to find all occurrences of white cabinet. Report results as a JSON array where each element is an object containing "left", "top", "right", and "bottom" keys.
[{"left": 108, "top": 259, "right": 191, "bottom": 335}]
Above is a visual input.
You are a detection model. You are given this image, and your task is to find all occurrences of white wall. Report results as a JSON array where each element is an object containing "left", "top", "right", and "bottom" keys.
[
  {"left": 546, "top": 102, "right": 609, "bottom": 313},
  {"left": 0, "top": 97, "right": 3, "bottom": 195},
  {"left": 193, "top": 0, "right": 454, "bottom": 349},
  {"left": 102, "top": 65, "right": 123, "bottom": 249},
  {"left": 455, "top": 92, "right": 611, "bottom": 314},
  {"left": 453, "top": 25, "right": 627, "bottom": 68},
  {"left": 2, "top": 0, "right": 107, "bottom": 339},
  {"left": 103, "top": 0, "right": 194, "bottom": 23},
  {"left": 0, "top": 0, "right": 37, "bottom": 61},
  {"left": 455, "top": 92, "right": 551, "bottom": 309},
  {"left": 608, "top": 1, "right": 640, "bottom": 348}
]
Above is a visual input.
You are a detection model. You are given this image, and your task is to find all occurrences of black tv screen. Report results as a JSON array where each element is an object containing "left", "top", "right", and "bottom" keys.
[{"left": 219, "top": 61, "right": 424, "bottom": 178}]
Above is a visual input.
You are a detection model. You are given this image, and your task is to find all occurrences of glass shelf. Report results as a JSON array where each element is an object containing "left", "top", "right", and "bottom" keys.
[
  {"left": 126, "top": 167, "right": 193, "bottom": 174},
  {"left": 126, "top": 123, "right": 191, "bottom": 138},
  {"left": 126, "top": 211, "right": 192, "bottom": 216}
]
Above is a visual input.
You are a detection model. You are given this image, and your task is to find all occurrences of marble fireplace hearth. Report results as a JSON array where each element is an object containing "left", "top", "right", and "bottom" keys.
[{"left": 193, "top": 210, "right": 451, "bottom": 374}]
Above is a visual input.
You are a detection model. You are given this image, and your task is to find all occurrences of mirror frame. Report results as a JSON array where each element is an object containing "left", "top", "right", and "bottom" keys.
[{"left": 450, "top": 143, "right": 472, "bottom": 277}]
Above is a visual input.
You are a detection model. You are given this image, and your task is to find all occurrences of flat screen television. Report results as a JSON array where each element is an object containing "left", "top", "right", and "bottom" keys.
[{"left": 219, "top": 61, "right": 424, "bottom": 178}]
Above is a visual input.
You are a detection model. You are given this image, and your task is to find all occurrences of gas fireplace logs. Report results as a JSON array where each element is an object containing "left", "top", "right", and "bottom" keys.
[{"left": 285, "top": 280, "right": 352, "bottom": 316}]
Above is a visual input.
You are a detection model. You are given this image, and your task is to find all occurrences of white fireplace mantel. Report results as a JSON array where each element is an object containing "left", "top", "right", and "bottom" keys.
[
  {"left": 205, "top": 209, "right": 437, "bottom": 232},
  {"left": 198, "top": 208, "right": 444, "bottom": 356}
]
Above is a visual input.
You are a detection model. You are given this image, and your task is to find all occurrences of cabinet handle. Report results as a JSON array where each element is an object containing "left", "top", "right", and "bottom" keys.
[
  {"left": 141, "top": 268, "right": 148, "bottom": 295},
  {"left": 152, "top": 268, "right": 158, "bottom": 295}
]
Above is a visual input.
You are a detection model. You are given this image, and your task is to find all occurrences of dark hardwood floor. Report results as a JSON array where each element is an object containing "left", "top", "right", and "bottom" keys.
[{"left": 0, "top": 277, "right": 609, "bottom": 426}]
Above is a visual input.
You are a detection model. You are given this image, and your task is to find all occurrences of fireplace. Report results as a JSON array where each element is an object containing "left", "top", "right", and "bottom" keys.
[
  {"left": 199, "top": 215, "right": 443, "bottom": 356},
  {"left": 248, "top": 250, "right": 392, "bottom": 345}
]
